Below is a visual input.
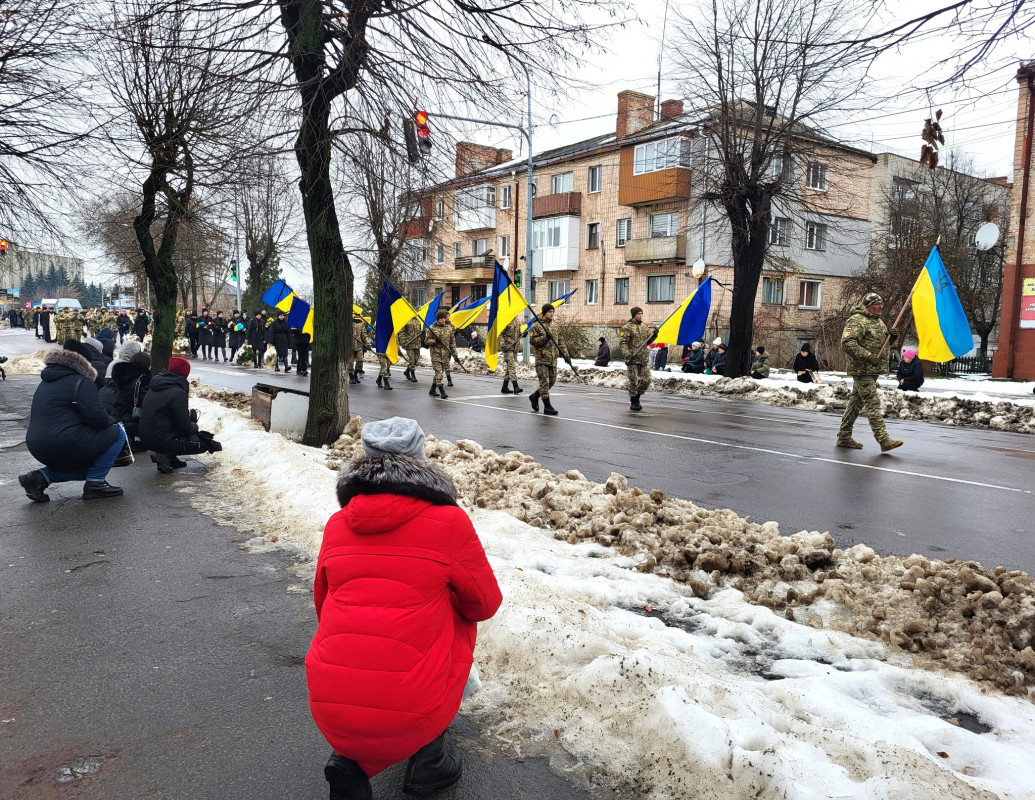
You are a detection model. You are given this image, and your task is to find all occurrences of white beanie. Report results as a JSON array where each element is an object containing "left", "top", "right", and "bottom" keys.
[
  {"left": 713, "top": 337, "right": 723, "bottom": 346},
  {"left": 361, "top": 417, "right": 426, "bottom": 459}
]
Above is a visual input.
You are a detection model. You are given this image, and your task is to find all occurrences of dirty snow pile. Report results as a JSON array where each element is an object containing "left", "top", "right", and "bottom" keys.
[
  {"left": 189, "top": 380, "right": 251, "bottom": 412},
  {"left": 180, "top": 397, "right": 1035, "bottom": 799},
  {"left": 2, "top": 349, "right": 49, "bottom": 375}
]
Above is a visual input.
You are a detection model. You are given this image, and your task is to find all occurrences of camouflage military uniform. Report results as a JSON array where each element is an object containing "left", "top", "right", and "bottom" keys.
[
  {"left": 87, "top": 310, "right": 101, "bottom": 338},
  {"left": 617, "top": 313, "right": 656, "bottom": 405},
  {"left": 426, "top": 318, "right": 459, "bottom": 394},
  {"left": 497, "top": 317, "right": 522, "bottom": 384},
  {"left": 22, "top": 307, "right": 33, "bottom": 329},
  {"left": 400, "top": 317, "right": 422, "bottom": 380},
  {"left": 838, "top": 300, "right": 898, "bottom": 447},
  {"left": 528, "top": 317, "right": 568, "bottom": 401},
  {"left": 350, "top": 317, "right": 367, "bottom": 380}
]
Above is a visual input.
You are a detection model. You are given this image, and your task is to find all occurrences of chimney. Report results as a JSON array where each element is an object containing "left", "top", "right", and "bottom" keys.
[
  {"left": 455, "top": 142, "right": 513, "bottom": 178},
  {"left": 616, "top": 90, "right": 655, "bottom": 139},
  {"left": 660, "top": 99, "right": 684, "bottom": 121}
]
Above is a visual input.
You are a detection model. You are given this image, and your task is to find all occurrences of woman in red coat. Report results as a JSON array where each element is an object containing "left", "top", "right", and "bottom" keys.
[{"left": 306, "top": 417, "right": 502, "bottom": 799}]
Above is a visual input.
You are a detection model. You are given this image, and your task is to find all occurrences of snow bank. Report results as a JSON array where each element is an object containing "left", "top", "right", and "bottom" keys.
[
  {"left": 182, "top": 397, "right": 1035, "bottom": 799},
  {"left": 3, "top": 349, "right": 48, "bottom": 374}
]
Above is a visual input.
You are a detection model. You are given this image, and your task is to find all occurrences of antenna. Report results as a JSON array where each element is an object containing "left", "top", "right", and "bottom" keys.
[{"left": 656, "top": 0, "right": 672, "bottom": 118}]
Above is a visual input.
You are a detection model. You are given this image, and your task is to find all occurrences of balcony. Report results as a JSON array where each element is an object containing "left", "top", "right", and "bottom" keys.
[
  {"left": 624, "top": 235, "right": 686, "bottom": 265},
  {"left": 431, "top": 253, "right": 495, "bottom": 283},
  {"left": 454, "top": 206, "right": 495, "bottom": 232},
  {"left": 532, "top": 191, "right": 581, "bottom": 219},
  {"left": 403, "top": 216, "right": 432, "bottom": 238}
]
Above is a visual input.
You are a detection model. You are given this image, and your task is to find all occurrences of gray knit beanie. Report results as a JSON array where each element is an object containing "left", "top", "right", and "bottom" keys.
[{"left": 361, "top": 417, "right": 426, "bottom": 459}]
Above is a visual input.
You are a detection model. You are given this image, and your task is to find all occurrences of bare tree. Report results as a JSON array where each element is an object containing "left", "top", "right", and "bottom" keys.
[
  {"left": 674, "top": 0, "right": 872, "bottom": 377},
  {"left": 94, "top": 0, "right": 256, "bottom": 371}
]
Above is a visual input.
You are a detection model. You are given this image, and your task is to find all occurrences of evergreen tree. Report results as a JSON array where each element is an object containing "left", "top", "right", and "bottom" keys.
[{"left": 242, "top": 251, "right": 283, "bottom": 317}]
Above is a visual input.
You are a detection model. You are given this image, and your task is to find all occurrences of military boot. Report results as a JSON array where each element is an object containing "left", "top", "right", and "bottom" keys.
[
  {"left": 630, "top": 394, "right": 642, "bottom": 411},
  {"left": 438, "top": 385, "right": 448, "bottom": 399},
  {"left": 836, "top": 438, "right": 864, "bottom": 449},
  {"left": 447, "top": 375, "right": 453, "bottom": 387},
  {"left": 325, "top": 753, "right": 372, "bottom": 800},
  {"left": 501, "top": 380, "right": 513, "bottom": 394},
  {"left": 529, "top": 390, "right": 540, "bottom": 412},
  {"left": 349, "top": 372, "right": 359, "bottom": 385},
  {"left": 429, "top": 384, "right": 439, "bottom": 397},
  {"left": 511, "top": 381, "right": 523, "bottom": 394},
  {"left": 382, "top": 377, "right": 393, "bottom": 390},
  {"left": 543, "top": 398, "right": 558, "bottom": 416},
  {"left": 409, "top": 370, "right": 418, "bottom": 383},
  {"left": 879, "top": 438, "right": 904, "bottom": 452},
  {"left": 402, "top": 733, "right": 462, "bottom": 796},
  {"left": 376, "top": 376, "right": 383, "bottom": 388}
]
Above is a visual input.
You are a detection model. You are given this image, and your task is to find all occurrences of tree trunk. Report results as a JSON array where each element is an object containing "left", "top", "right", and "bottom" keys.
[
  {"left": 296, "top": 91, "right": 353, "bottom": 446},
  {"left": 726, "top": 214, "right": 768, "bottom": 378}
]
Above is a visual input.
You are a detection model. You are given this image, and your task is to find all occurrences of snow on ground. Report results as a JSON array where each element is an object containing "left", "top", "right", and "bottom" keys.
[{"left": 181, "top": 395, "right": 1035, "bottom": 800}]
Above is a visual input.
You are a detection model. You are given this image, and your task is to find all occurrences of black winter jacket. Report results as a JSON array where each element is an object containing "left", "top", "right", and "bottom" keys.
[
  {"left": 138, "top": 372, "right": 199, "bottom": 451},
  {"left": 267, "top": 319, "right": 291, "bottom": 353},
  {"left": 26, "top": 350, "right": 121, "bottom": 472},
  {"left": 212, "top": 317, "right": 228, "bottom": 346},
  {"left": 247, "top": 318, "right": 267, "bottom": 350},
  {"left": 594, "top": 341, "right": 611, "bottom": 367},
  {"left": 793, "top": 351, "right": 820, "bottom": 373},
  {"left": 897, "top": 358, "right": 925, "bottom": 388},
  {"left": 109, "top": 362, "right": 152, "bottom": 424},
  {"left": 133, "top": 313, "right": 150, "bottom": 337}
]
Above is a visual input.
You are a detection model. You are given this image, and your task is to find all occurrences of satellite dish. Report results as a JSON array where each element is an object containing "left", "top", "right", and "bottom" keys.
[
  {"left": 974, "top": 222, "right": 1001, "bottom": 251},
  {"left": 691, "top": 258, "right": 706, "bottom": 279}
]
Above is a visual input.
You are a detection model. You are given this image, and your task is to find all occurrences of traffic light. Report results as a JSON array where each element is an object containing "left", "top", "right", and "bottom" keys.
[
  {"left": 0, "top": 239, "right": 7, "bottom": 256},
  {"left": 230, "top": 259, "right": 238, "bottom": 282},
  {"left": 514, "top": 268, "right": 522, "bottom": 288},
  {"left": 415, "top": 110, "right": 431, "bottom": 157},
  {"left": 920, "top": 109, "right": 945, "bottom": 170},
  {"left": 403, "top": 117, "right": 420, "bottom": 164}
]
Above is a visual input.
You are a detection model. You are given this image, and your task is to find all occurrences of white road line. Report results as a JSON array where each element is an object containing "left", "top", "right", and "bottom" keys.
[{"left": 446, "top": 397, "right": 1032, "bottom": 495}]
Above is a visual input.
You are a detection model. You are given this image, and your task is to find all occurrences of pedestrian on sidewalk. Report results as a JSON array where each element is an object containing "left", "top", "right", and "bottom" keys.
[
  {"left": 19, "top": 343, "right": 126, "bottom": 502},
  {"left": 138, "top": 357, "right": 221, "bottom": 473},
  {"left": 306, "top": 417, "right": 502, "bottom": 800},
  {"left": 594, "top": 336, "right": 611, "bottom": 367}
]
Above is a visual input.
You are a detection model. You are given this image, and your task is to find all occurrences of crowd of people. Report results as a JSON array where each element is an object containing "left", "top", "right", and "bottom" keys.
[{"left": 175, "top": 308, "right": 312, "bottom": 376}]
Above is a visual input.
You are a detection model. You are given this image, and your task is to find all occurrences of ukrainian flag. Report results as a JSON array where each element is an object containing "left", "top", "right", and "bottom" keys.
[
  {"left": 375, "top": 279, "right": 419, "bottom": 363},
  {"left": 485, "top": 262, "right": 531, "bottom": 371},
  {"left": 419, "top": 292, "right": 446, "bottom": 328},
  {"left": 261, "top": 279, "right": 294, "bottom": 308},
  {"left": 911, "top": 247, "right": 973, "bottom": 362},
  {"left": 449, "top": 295, "right": 473, "bottom": 313},
  {"left": 654, "top": 279, "right": 713, "bottom": 345},
  {"left": 450, "top": 296, "right": 490, "bottom": 330},
  {"left": 287, "top": 297, "right": 314, "bottom": 339},
  {"left": 521, "top": 288, "right": 577, "bottom": 334}
]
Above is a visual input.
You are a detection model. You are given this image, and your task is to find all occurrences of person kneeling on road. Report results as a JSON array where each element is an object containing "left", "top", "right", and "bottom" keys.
[
  {"left": 897, "top": 348, "right": 924, "bottom": 391},
  {"left": 138, "top": 357, "right": 221, "bottom": 473},
  {"left": 19, "top": 341, "right": 127, "bottom": 502},
  {"left": 306, "top": 417, "right": 502, "bottom": 800}
]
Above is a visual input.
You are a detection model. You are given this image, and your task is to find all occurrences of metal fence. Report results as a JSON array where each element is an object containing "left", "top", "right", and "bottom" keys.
[{"left": 943, "top": 355, "right": 993, "bottom": 375}]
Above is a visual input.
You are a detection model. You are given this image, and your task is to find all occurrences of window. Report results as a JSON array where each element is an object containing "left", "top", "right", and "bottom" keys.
[
  {"left": 586, "top": 222, "right": 600, "bottom": 249},
  {"left": 762, "top": 277, "right": 785, "bottom": 305},
  {"left": 805, "top": 222, "right": 827, "bottom": 251},
  {"left": 500, "top": 185, "right": 511, "bottom": 209},
  {"left": 485, "top": 185, "right": 496, "bottom": 207},
  {"left": 633, "top": 137, "right": 690, "bottom": 175},
  {"left": 799, "top": 280, "right": 822, "bottom": 309},
  {"left": 473, "top": 238, "right": 488, "bottom": 256},
  {"left": 453, "top": 242, "right": 462, "bottom": 259},
  {"left": 471, "top": 284, "right": 488, "bottom": 301},
  {"left": 768, "top": 216, "right": 789, "bottom": 246},
  {"left": 414, "top": 287, "right": 427, "bottom": 307},
  {"left": 585, "top": 279, "right": 599, "bottom": 305},
  {"left": 892, "top": 214, "right": 917, "bottom": 237},
  {"left": 614, "top": 277, "right": 629, "bottom": 304},
  {"left": 435, "top": 243, "right": 444, "bottom": 263},
  {"left": 532, "top": 218, "right": 563, "bottom": 249},
  {"left": 616, "top": 218, "right": 632, "bottom": 246},
  {"left": 549, "top": 280, "right": 571, "bottom": 302},
  {"left": 650, "top": 212, "right": 679, "bottom": 238},
  {"left": 499, "top": 235, "right": 511, "bottom": 258},
  {"left": 551, "top": 172, "right": 574, "bottom": 194},
  {"left": 588, "top": 165, "right": 602, "bottom": 193},
  {"left": 647, "top": 275, "right": 676, "bottom": 303},
  {"left": 806, "top": 163, "right": 829, "bottom": 191},
  {"left": 434, "top": 199, "right": 444, "bottom": 218},
  {"left": 768, "top": 154, "right": 786, "bottom": 181}
]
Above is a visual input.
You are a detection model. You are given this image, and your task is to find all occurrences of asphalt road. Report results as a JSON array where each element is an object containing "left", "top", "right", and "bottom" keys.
[{"left": 4, "top": 328, "right": 1033, "bottom": 577}]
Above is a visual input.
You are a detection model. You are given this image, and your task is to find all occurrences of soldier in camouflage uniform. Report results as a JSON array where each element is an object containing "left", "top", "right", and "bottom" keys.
[
  {"left": 87, "top": 309, "right": 101, "bottom": 338},
  {"left": 400, "top": 316, "right": 422, "bottom": 382},
  {"left": 349, "top": 314, "right": 367, "bottom": 384},
  {"left": 497, "top": 316, "right": 523, "bottom": 394},
  {"left": 425, "top": 309, "right": 460, "bottom": 398},
  {"left": 617, "top": 306, "right": 656, "bottom": 411},
  {"left": 838, "top": 292, "right": 903, "bottom": 452},
  {"left": 371, "top": 325, "right": 393, "bottom": 390},
  {"left": 528, "top": 303, "right": 568, "bottom": 416}
]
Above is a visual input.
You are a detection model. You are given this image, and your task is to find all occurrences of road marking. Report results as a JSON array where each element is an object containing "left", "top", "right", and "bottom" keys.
[{"left": 447, "top": 397, "right": 1032, "bottom": 495}]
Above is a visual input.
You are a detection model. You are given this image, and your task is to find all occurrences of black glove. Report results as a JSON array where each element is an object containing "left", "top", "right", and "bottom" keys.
[{"left": 189, "top": 408, "right": 200, "bottom": 423}]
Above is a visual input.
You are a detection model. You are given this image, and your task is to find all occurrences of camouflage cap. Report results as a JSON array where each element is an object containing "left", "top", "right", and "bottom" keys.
[{"left": 862, "top": 292, "right": 883, "bottom": 307}]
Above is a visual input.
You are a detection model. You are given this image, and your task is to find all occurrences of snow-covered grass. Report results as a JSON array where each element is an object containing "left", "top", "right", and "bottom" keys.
[{"left": 182, "top": 396, "right": 1035, "bottom": 800}]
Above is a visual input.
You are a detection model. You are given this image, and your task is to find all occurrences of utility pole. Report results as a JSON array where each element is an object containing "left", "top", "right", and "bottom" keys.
[{"left": 234, "top": 194, "right": 242, "bottom": 312}]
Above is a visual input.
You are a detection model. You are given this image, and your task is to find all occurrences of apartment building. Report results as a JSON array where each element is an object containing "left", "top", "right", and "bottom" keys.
[
  {"left": 0, "top": 240, "right": 85, "bottom": 299},
  {"left": 405, "top": 90, "right": 876, "bottom": 361}
]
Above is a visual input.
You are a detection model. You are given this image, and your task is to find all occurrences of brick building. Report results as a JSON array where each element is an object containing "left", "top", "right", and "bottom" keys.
[
  {"left": 406, "top": 90, "right": 877, "bottom": 363},
  {"left": 995, "top": 61, "right": 1035, "bottom": 380}
]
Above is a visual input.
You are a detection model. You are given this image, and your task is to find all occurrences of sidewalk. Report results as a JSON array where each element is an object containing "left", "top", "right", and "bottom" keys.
[{"left": 0, "top": 374, "right": 603, "bottom": 800}]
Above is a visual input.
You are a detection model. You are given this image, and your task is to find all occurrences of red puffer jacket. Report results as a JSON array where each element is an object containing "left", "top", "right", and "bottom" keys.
[{"left": 305, "top": 454, "right": 502, "bottom": 777}]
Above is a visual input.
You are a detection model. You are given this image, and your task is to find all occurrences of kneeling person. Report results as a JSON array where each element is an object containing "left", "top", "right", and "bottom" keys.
[{"left": 139, "top": 357, "right": 220, "bottom": 473}]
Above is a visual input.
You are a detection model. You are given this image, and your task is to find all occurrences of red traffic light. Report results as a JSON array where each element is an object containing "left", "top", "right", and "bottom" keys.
[
  {"left": 0, "top": 239, "right": 7, "bottom": 255},
  {"left": 415, "top": 110, "right": 429, "bottom": 128},
  {"left": 414, "top": 109, "right": 432, "bottom": 156}
]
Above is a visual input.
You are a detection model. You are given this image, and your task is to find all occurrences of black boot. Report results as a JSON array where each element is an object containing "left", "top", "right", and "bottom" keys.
[
  {"left": 630, "top": 394, "right": 642, "bottom": 411},
  {"left": 376, "top": 375, "right": 383, "bottom": 388},
  {"left": 402, "top": 733, "right": 462, "bottom": 796},
  {"left": 429, "top": 385, "right": 439, "bottom": 397},
  {"left": 82, "top": 481, "right": 123, "bottom": 500},
  {"left": 325, "top": 753, "right": 372, "bottom": 800},
  {"left": 512, "top": 381, "right": 523, "bottom": 394},
  {"left": 383, "top": 377, "right": 393, "bottom": 390},
  {"left": 169, "top": 456, "right": 188, "bottom": 469},
  {"left": 543, "top": 398, "right": 558, "bottom": 416},
  {"left": 409, "top": 370, "right": 418, "bottom": 383},
  {"left": 438, "top": 384, "right": 448, "bottom": 399},
  {"left": 348, "top": 371, "right": 358, "bottom": 384},
  {"left": 446, "top": 375, "right": 453, "bottom": 387},
  {"left": 529, "top": 390, "right": 540, "bottom": 412},
  {"left": 501, "top": 380, "right": 513, "bottom": 394},
  {"left": 18, "top": 470, "right": 50, "bottom": 503},
  {"left": 151, "top": 453, "right": 174, "bottom": 474}
]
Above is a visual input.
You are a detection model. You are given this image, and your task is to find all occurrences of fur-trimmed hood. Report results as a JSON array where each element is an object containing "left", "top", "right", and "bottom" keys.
[
  {"left": 41, "top": 349, "right": 97, "bottom": 382},
  {"left": 337, "top": 454, "right": 456, "bottom": 509}
]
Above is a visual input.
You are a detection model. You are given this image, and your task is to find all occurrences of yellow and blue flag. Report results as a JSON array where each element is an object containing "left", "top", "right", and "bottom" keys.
[
  {"left": 261, "top": 279, "right": 293, "bottom": 308},
  {"left": 449, "top": 295, "right": 473, "bottom": 313},
  {"left": 654, "top": 279, "right": 713, "bottom": 345},
  {"left": 450, "top": 296, "right": 490, "bottom": 330},
  {"left": 419, "top": 292, "right": 446, "bottom": 327},
  {"left": 375, "top": 279, "right": 420, "bottom": 363},
  {"left": 486, "top": 262, "right": 531, "bottom": 371},
  {"left": 522, "top": 288, "right": 577, "bottom": 334},
  {"left": 287, "top": 297, "right": 314, "bottom": 339},
  {"left": 911, "top": 247, "right": 973, "bottom": 362}
]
